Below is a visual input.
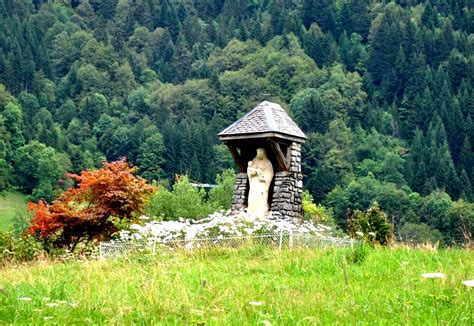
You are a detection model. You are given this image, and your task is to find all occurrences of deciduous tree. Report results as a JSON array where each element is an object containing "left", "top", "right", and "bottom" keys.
[{"left": 28, "top": 159, "right": 156, "bottom": 250}]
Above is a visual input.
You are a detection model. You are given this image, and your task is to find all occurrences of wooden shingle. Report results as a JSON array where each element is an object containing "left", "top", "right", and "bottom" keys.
[{"left": 218, "top": 101, "right": 306, "bottom": 143}]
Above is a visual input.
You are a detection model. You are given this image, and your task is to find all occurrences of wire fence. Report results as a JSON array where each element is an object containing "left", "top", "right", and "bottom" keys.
[{"left": 99, "top": 231, "right": 359, "bottom": 259}]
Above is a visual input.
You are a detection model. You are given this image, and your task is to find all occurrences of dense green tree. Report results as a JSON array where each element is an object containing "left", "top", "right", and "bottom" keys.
[
  {"left": 0, "top": 0, "right": 471, "bottom": 243},
  {"left": 303, "top": 24, "right": 339, "bottom": 67},
  {"left": 291, "top": 88, "right": 331, "bottom": 133},
  {"left": 302, "top": 0, "right": 336, "bottom": 33},
  {"left": 14, "top": 141, "right": 70, "bottom": 200},
  {"left": 0, "top": 138, "right": 12, "bottom": 190},
  {"left": 137, "top": 133, "right": 166, "bottom": 182},
  {"left": 79, "top": 93, "right": 108, "bottom": 125},
  {"left": 338, "top": 0, "right": 372, "bottom": 38},
  {"left": 368, "top": 6, "right": 403, "bottom": 85}
]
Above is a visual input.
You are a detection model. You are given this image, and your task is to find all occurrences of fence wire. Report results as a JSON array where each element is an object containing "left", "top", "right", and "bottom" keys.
[{"left": 99, "top": 231, "right": 359, "bottom": 259}]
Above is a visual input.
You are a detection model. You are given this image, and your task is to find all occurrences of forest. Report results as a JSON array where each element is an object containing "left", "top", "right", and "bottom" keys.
[{"left": 0, "top": 0, "right": 472, "bottom": 244}]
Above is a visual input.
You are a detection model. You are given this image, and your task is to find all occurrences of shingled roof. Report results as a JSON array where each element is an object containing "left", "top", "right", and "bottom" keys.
[{"left": 218, "top": 101, "right": 306, "bottom": 143}]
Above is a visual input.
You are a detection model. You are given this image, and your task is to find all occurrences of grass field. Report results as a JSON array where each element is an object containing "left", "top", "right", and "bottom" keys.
[
  {"left": 0, "top": 246, "right": 472, "bottom": 324},
  {"left": 0, "top": 192, "right": 28, "bottom": 231}
]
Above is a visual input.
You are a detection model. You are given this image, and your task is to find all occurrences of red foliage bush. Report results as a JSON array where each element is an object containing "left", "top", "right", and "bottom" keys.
[{"left": 28, "top": 159, "right": 156, "bottom": 250}]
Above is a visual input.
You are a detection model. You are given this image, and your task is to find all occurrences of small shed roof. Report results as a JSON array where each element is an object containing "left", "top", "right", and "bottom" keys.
[{"left": 218, "top": 101, "right": 306, "bottom": 143}]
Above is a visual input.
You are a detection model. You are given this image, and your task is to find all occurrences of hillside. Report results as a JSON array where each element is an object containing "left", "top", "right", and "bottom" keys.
[
  {"left": 0, "top": 0, "right": 472, "bottom": 243},
  {"left": 0, "top": 192, "right": 27, "bottom": 231}
]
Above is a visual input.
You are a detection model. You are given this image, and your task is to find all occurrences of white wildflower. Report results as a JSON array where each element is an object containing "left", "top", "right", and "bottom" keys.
[
  {"left": 19, "top": 297, "right": 32, "bottom": 301},
  {"left": 462, "top": 280, "right": 474, "bottom": 287},
  {"left": 421, "top": 273, "right": 445, "bottom": 279},
  {"left": 249, "top": 301, "right": 264, "bottom": 306}
]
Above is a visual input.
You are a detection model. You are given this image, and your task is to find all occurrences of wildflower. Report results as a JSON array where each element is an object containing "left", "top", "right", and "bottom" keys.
[
  {"left": 355, "top": 231, "right": 364, "bottom": 237},
  {"left": 249, "top": 301, "right": 264, "bottom": 306},
  {"left": 46, "top": 303, "right": 60, "bottom": 307},
  {"left": 368, "top": 232, "right": 376, "bottom": 236},
  {"left": 19, "top": 297, "right": 32, "bottom": 301},
  {"left": 401, "top": 261, "right": 409, "bottom": 265},
  {"left": 462, "top": 280, "right": 474, "bottom": 287},
  {"left": 421, "top": 273, "right": 445, "bottom": 279},
  {"left": 261, "top": 320, "right": 272, "bottom": 326},
  {"left": 44, "top": 316, "right": 53, "bottom": 320}
]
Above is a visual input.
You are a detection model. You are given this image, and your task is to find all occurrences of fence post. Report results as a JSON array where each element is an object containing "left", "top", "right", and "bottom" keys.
[
  {"left": 289, "top": 229, "right": 293, "bottom": 249},
  {"left": 278, "top": 229, "right": 283, "bottom": 250}
]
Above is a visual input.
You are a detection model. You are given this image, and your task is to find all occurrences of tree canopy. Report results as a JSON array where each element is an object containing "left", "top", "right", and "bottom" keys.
[{"left": 0, "top": 0, "right": 472, "bottom": 244}]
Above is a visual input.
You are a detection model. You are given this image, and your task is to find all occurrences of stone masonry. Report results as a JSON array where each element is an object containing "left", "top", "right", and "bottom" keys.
[
  {"left": 270, "top": 142, "right": 303, "bottom": 220},
  {"left": 231, "top": 172, "right": 248, "bottom": 212}
]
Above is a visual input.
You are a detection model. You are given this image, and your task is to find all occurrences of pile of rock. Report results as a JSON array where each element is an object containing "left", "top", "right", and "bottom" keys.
[{"left": 117, "top": 210, "right": 333, "bottom": 244}]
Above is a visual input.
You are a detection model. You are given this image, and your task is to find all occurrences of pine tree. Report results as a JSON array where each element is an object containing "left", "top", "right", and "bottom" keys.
[
  {"left": 302, "top": 0, "right": 336, "bottom": 33},
  {"left": 137, "top": 133, "right": 166, "bottom": 182},
  {"left": 459, "top": 136, "right": 473, "bottom": 178},
  {"left": 368, "top": 8, "right": 403, "bottom": 86},
  {"left": 338, "top": 0, "right": 371, "bottom": 39},
  {"left": 406, "top": 128, "right": 427, "bottom": 193},
  {"left": 459, "top": 169, "right": 473, "bottom": 201},
  {"left": 171, "top": 34, "right": 191, "bottom": 83},
  {"left": 421, "top": 1, "right": 437, "bottom": 28}
]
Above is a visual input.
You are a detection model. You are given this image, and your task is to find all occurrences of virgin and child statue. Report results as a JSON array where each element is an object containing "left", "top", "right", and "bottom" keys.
[{"left": 247, "top": 148, "right": 274, "bottom": 218}]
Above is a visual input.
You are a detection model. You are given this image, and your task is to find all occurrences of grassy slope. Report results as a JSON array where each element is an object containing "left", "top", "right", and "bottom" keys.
[
  {"left": 0, "top": 247, "right": 472, "bottom": 324},
  {"left": 0, "top": 192, "right": 28, "bottom": 231}
]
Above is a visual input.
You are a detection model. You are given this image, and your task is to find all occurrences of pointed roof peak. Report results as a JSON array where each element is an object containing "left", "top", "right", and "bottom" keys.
[{"left": 218, "top": 101, "right": 306, "bottom": 143}]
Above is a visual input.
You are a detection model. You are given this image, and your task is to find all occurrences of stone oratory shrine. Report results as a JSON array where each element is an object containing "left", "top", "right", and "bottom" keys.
[{"left": 218, "top": 101, "right": 307, "bottom": 220}]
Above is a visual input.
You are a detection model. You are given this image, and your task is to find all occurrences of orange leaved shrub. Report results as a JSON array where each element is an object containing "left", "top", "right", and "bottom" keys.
[{"left": 28, "top": 158, "right": 156, "bottom": 250}]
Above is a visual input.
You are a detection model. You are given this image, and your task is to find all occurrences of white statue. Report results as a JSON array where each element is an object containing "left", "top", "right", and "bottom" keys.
[{"left": 247, "top": 148, "right": 274, "bottom": 218}]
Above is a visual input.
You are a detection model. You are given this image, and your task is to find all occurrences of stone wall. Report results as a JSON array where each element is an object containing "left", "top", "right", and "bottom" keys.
[
  {"left": 270, "top": 142, "right": 303, "bottom": 220},
  {"left": 231, "top": 172, "right": 248, "bottom": 212},
  {"left": 230, "top": 142, "right": 304, "bottom": 220}
]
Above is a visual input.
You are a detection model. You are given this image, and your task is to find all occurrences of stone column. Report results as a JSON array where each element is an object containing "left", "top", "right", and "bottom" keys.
[
  {"left": 231, "top": 172, "right": 248, "bottom": 212},
  {"left": 270, "top": 142, "right": 303, "bottom": 220}
]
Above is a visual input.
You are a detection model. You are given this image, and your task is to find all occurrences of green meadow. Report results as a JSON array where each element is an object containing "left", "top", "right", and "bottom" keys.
[
  {"left": 0, "top": 192, "right": 28, "bottom": 231},
  {"left": 0, "top": 247, "right": 472, "bottom": 324}
]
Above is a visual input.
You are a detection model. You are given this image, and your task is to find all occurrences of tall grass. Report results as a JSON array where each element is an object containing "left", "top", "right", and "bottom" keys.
[{"left": 0, "top": 246, "right": 472, "bottom": 324}]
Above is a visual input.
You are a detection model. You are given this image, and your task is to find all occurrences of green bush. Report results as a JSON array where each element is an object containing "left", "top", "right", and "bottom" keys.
[
  {"left": 0, "top": 230, "right": 43, "bottom": 262},
  {"left": 397, "top": 223, "right": 443, "bottom": 245},
  {"left": 146, "top": 176, "right": 210, "bottom": 220},
  {"left": 11, "top": 208, "right": 33, "bottom": 237},
  {"left": 302, "top": 190, "right": 334, "bottom": 224},
  {"left": 208, "top": 169, "right": 235, "bottom": 210},
  {"left": 347, "top": 202, "right": 393, "bottom": 246},
  {"left": 146, "top": 170, "right": 236, "bottom": 220}
]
